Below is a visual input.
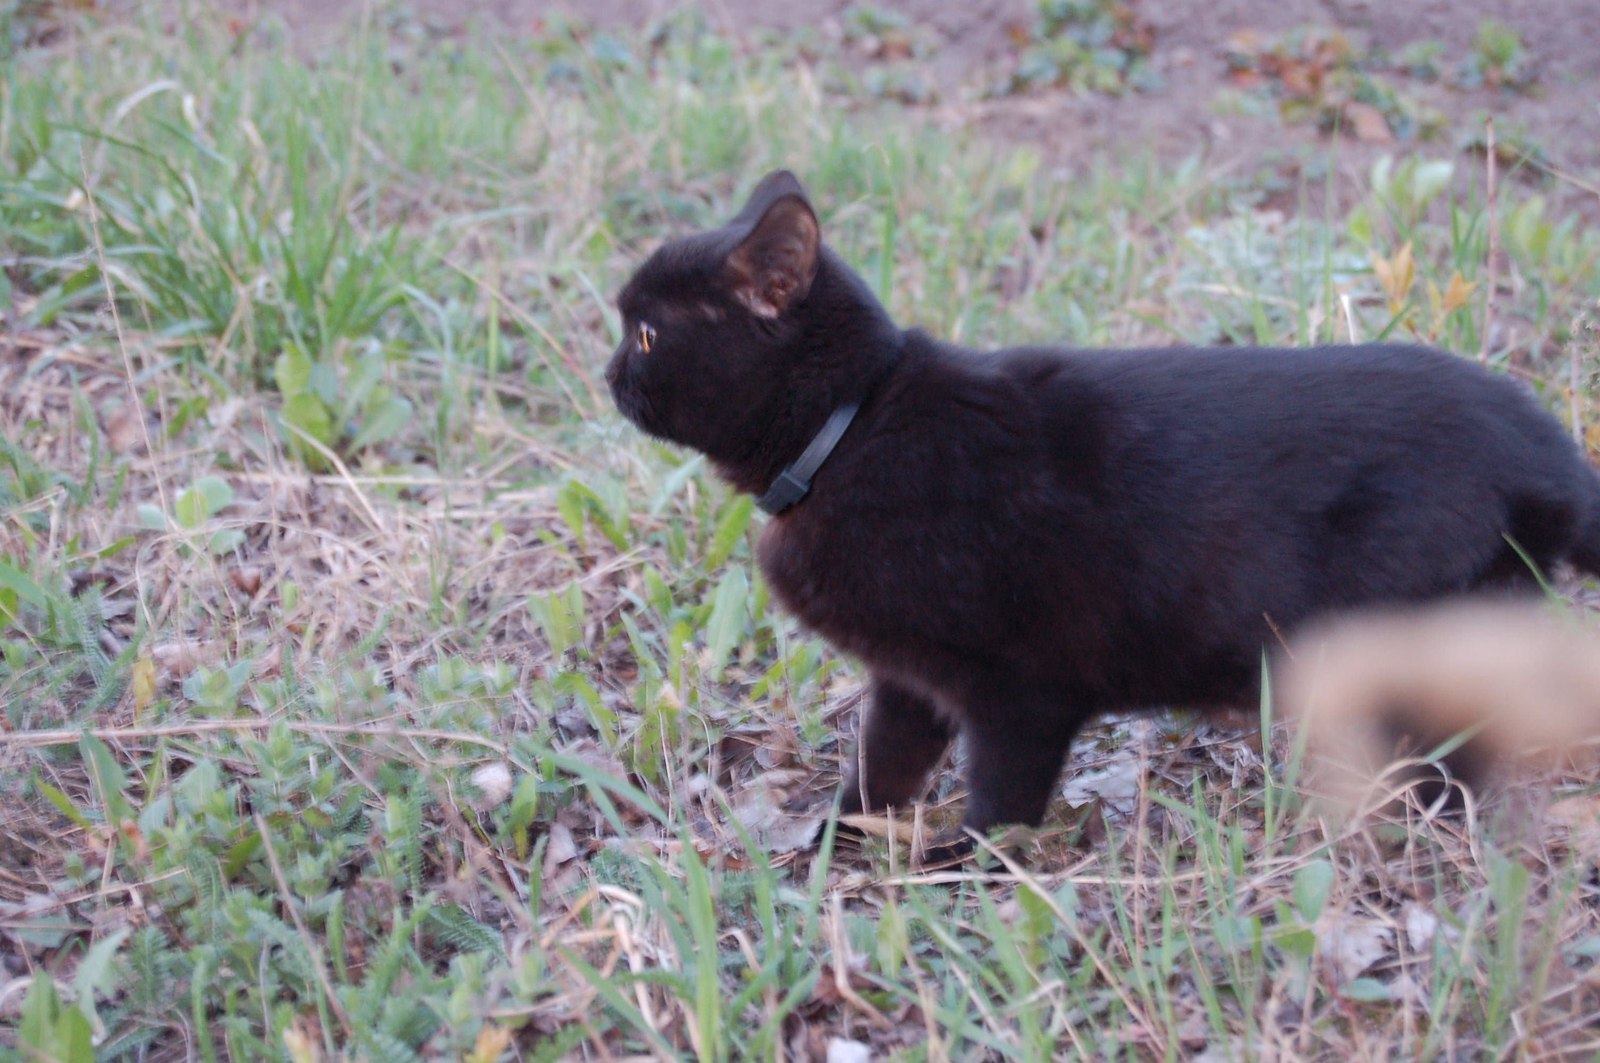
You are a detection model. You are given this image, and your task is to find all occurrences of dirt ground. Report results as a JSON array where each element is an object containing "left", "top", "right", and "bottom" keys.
[{"left": 208, "top": 0, "right": 1600, "bottom": 213}]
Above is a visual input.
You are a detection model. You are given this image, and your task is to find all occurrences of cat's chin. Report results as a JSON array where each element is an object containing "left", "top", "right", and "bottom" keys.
[
  {"left": 609, "top": 375, "right": 724, "bottom": 465},
  {"left": 606, "top": 375, "right": 655, "bottom": 439}
]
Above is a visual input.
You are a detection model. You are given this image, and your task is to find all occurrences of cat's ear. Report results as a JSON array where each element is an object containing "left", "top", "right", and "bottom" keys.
[{"left": 725, "top": 171, "right": 820, "bottom": 319}]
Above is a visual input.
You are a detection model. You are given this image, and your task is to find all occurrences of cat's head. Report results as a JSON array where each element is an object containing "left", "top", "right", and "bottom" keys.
[{"left": 604, "top": 170, "right": 834, "bottom": 464}]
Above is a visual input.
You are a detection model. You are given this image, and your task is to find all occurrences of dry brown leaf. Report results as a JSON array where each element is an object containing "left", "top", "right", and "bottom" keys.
[
  {"left": 1402, "top": 901, "right": 1439, "bottom": 952},
  {"left": 838, "top": 812, "right": 922, "bottom": 845},
  {"left": 1227, "top": 29, "right": 1263, "bottom": 54},
  {"left": 1060, "top": 758, "right": 1143, "bottom": 809},
  {"left": 230, "top": 566, "right": 263, "bottom": 596},
  {"left": 1343, "top": 101, "right": 1393, "bottom": 143},
  {"left": 732, "top": 780, "right": 824, "bottom": 854},
  {"left": 1278, "top": 59, "right": 1320, "bottom": 97},
  {"left": 102, "top": 400, "right": 146, "bottom": 453},
  {"left": 1547, "top": 793, "right": 1600, "bottom": 857},
  {"left": 1441, "top": 270, "right": 1476, "bottom": 314},
  {"left": 543, "top": 822, "right": 579, "bottom": 868},
  {"left": 467, "top": 1024, "right": 514, "bottom": 1063},
  {"left": 151, "top": 639, "right": 226, "bottom": 681},
  {"left": 130, "top": 656, "right": 157, "bottom": 714},
  {"left": 1318, "top": 914, "right": 1392, "bottom": 983},
  {"left": 282, "top": 1019, "right": 322, "bottom": 1063},
  {"left": 1373, "top": 242, "right": 1415, "bottom": 313}
]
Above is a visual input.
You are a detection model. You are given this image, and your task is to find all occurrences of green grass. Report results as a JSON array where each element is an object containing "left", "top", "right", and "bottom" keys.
[{"left": 3, "top": 3, "right": 1600, "bottom": 1060}]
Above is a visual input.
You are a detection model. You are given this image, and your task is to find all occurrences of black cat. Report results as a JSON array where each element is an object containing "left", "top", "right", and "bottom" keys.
[{"left": 605, "top": 169, "right": 1600, "bottom": 840}]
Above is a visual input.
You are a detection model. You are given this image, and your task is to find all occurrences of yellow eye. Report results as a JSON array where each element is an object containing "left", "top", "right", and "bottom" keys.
[{"left": 638, "top": 322, "right": 656, "bottom": 353}]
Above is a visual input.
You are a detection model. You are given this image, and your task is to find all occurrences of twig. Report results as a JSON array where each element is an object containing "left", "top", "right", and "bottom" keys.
[
  {"left": 827, "top": 892, "right": 894, "bottom": 1031},
  {"left": 0, "top": 719, "right": 516, "bottom": 753},
  {"left": 1574, "top": 341, "right": 1585, "bottom": 447},
  {"left": 278, "top": 421, "right": 387, "bottom": 535},
  {"left": 1571, "top": 302, "right": 1595, "bottom": 447},
  {"left": 79, "top": 148, "right": 171, "bottom": 519},
  {"left": 1339, "top": 292, "right": 1359, "bottom": 344}
]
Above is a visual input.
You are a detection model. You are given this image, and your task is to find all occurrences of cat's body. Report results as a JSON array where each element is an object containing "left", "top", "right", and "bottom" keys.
[{"left": 606, "top": 170, "right": 1600, "bottom": 836}]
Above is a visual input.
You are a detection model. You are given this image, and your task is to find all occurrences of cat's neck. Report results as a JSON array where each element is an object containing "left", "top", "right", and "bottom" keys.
[{"left": 715, "top": 249, "right": 904, "bottom": 499}]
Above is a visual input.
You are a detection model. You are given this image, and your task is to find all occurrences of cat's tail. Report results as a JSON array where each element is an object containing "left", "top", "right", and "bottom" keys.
[{"left": 1279, "top": 601, "right": 1600, "bottom": 816}]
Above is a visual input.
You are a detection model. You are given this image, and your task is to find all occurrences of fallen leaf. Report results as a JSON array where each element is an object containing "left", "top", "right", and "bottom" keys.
[
  {"left": 467, "top": 1024, "right": 514, "bottom": 1063},
  {"left": 1387, "top": 973, "right": 1427, "bottom": 1006},
  {"left": 1278, "top": 58, "right": 1320, "bottom": 97},
  {"left": 150, "top": 639, "right": 225, "bottom": 681},
  {"left": 130, "top": 656, "right": 157, "bottom": 714},
  {"left": 1343, "top": 102, "right": 1393, "bottom": 143},
  {"left": 733, "top": 781, "right": 824, "bottom": 854},
  {"left": 1318, "top": 914, "right": 1392, "bottom": 982},
  {"left": 230, "top": 566, "right": 263, "bottom": 596},
  {"left": 102, "top": 400, "right": 146, "bottom": 453},
  {"left": 1547, "top": 792, "right": 1600, "bottom": 858},
  {"left": 544, "top": 821, "right": 579, "bottom": 867},
  {"left": 1402, "top": 901, "right": 1438, "bottom": 951},
  {"left": 839, "top": 812, "right": 922, "bottom": 845},
  {"left": 1226, "top": 29, "right": 1263, "bottom": 54},
  {"left": 1061, "top": 759, "right": 1143, "bottom": 809},
  {"left": 283, "top": 1019, "right": 322, "bottom": 1063}
]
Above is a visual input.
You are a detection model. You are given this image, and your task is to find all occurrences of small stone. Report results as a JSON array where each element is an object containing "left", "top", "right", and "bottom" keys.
[{"left": 470, "top": 763, "right": 514, "bottom": 808}]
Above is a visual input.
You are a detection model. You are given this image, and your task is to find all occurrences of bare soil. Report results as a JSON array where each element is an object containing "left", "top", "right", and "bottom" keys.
[{"left": 212, "top": 0, "right": 1600, "bottom": 214}]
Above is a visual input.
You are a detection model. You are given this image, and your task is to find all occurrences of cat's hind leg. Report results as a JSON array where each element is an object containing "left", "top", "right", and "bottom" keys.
[{"left": 839, "top": 677, "right": 955, "bottom": 815}]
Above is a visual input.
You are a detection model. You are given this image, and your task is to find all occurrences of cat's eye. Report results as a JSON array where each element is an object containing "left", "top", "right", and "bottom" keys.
[{"left": 638, "top": 322, "right": 656, "bottom": 353}]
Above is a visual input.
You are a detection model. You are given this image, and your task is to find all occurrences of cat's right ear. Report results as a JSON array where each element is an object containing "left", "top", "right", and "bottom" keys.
[{"left": 724, "top": 171, "right": 820, "bottom": 319}]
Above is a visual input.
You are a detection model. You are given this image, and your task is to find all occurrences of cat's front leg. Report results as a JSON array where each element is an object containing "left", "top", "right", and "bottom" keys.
[
  {"left": 958, "top": 705, "right": 1082, "bottom": 834},
  {"left": 839, "top": 677, "right": 955, "bottom": 815}
]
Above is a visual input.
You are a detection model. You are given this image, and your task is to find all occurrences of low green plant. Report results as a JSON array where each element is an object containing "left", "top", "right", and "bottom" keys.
[
  {"left": 992, "top": 0, "right": 1159, "bottom": 97},
  {"left": 1455, "top": 19, "right": 1537, "bottom": 92}
]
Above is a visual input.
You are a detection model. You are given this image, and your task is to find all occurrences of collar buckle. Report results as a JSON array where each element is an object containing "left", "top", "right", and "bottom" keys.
[
  {"left": 756, "top": 469, "right": 811, "bottom": 514},
  {"left": 756, "top": 401, "right": 861, "bottom": 515}
]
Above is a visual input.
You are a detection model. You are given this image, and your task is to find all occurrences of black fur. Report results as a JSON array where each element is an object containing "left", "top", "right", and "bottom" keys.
[{"left": 606, "top": 170, "right": 1600, "bottom": 836}]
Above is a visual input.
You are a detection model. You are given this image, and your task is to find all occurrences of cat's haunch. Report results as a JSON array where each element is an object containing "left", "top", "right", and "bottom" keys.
[{"left": 606, "top": 169, "right": 1600, "bottom": 847}]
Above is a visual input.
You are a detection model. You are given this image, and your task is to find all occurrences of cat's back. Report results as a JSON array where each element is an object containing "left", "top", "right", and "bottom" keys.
[
  {"left": 977, "top": 340, "right": 1574, "bottom": 468},
  {"left": 892, "top": 336, "right": 1596, "bottom": 536},
  {"left": 995, "top": 340, "right": 1508, "bottom": 418}
]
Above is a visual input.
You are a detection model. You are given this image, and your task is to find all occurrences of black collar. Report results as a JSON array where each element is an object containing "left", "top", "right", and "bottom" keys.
[
  {"left": 756, "top": 402, "right": 859, "bottom": 515},
  {"left": 756, "top": 336, "right": 904, "bottom": 516}
]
